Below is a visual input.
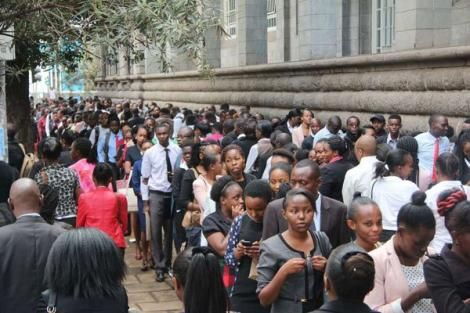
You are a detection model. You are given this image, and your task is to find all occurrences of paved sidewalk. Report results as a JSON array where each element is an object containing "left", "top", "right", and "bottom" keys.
[{"left": 124, "top": 243, "right": 182, "bottom": 313}]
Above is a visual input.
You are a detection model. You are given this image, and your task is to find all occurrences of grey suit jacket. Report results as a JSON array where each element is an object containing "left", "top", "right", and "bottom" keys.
[
  {"left": 0, "top": 215, "right": 65, "bottom": 313},
  {"left": 262, "top": 195, "right": 351, "bottom": 248}
]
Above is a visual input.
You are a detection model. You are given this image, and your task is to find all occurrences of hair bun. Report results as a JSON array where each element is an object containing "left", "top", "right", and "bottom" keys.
[
  {"left": 352, "top": 192, "right": 362, "bottom": 200},
  {"left": 411, "top": 191, "right": 427, "bottom": 206},
  {"left": 437, "top": 188, "right": 467, "bottom": 217}
]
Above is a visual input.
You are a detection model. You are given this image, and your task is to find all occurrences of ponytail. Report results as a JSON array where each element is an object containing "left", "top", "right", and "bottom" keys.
[
  {"left": 375, "top": 161, "right": 390, "bottom": 179},
  {"left": 184, "top": 247, "right": 228, "bottom": 313}
]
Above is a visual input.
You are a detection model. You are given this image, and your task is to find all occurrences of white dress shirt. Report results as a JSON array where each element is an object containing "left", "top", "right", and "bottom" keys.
[
  {"left": 425, "top": 180, "right": 470, "bottom": 252},
  {"left": 141, "top": 142, "right": 182, "bottom": 193},
  {"left": 342, "top": 156, "right": 380, "bottom": 207},
  {"left": 245, "top": 143, "right": 259, "bottom": 173},
  {"left": 415, "top": 132, "right": 450, "bottom": 172},
  {"left": 261, "top": 156, "right": 273, "bottom": 180},
  {"left": 314, "top": 194, "right": 322, "bottom": 231},
  {"left": 386, "top": 133, "right": 399, "bottom": 149},
  {"left": 366, "top": 176, "right": 420, "bottom": 231},
  {"left": 313, "top": 127, "right": 345, "bottom": 146}
]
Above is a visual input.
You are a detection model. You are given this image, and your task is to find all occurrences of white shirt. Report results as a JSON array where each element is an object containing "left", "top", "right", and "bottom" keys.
[
  {"left": 313, "top": 127, "right": 345, "bottom": 146},
  {"left": 425, "top": 180, "right": 470, "bottom": 252},
  {"left": 387, "top": 133, "right": 400, "bottom": 149},
  {"left": 314, "top": 194, "right": 322, "bottom": 231},
  {"left": 141, "top": 142, "right": 182, "bottom": 193},
  {"left": 366, "top": 176, "right": 420, "bottom": 231},
  {"left": 287, "top": 121, "right": 295, "bottom": 134},
  {"left": 342, "top": 156, "right": 380, "bottom": 207},
  {"left": 415, "top": 132, "right": 450, "bottom": 172},
  {"left": 245, "top": 138, "right": 272, "bottom": 174},
  {"left": 245, "top": 144, "right": 259, "bottom": 173},
  {"left": 17, "top": 213, "right": 41, "bottom": 218},
  {"left": 261, "top": 156, "right": 273, "bottom": 179}
]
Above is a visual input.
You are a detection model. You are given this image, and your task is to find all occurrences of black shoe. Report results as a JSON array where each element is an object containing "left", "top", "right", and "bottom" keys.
[{"left": 155, "top": 272, "right": 165, "bottom": 282}]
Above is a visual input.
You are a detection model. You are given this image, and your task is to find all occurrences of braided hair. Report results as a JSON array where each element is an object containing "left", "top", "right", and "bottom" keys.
[{"left": 437, "top": 188, "right": 470, "bottom": 233}]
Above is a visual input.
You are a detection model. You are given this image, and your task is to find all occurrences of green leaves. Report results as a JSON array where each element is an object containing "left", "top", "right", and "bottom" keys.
[{"left": 1, "top": 0, "right": 222, "bottom": 78}]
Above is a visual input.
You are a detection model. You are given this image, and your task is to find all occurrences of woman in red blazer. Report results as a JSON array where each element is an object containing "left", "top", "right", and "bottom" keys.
[{"left": 77, "top": 163, "right": 128, "bottom": 253}]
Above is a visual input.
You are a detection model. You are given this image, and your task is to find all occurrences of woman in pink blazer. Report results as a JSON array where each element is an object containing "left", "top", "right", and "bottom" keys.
[{"left": 365, "top": 192, "right": 436, "bottom": 313}]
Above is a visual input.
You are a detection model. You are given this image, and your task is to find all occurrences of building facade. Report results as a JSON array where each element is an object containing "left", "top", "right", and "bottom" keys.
[{"left": 94, "top": 0, "right": 470, "bottom": 129}]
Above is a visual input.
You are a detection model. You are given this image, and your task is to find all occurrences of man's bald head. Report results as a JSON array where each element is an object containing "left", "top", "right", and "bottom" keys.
[
  {"left": 9, "top": 178, "right": 42, "bottom": 216},
  {"left": 354, "top": 135, "right": 377, "bottom": 161},
  {"left": 275, "top": 132, "right": 292, "bottom": 148},
  {"left": 177, "top": 126, "right": 194, "bottom": 146}
]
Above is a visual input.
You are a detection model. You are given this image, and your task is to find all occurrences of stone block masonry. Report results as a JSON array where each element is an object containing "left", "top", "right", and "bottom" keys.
[{"left": 94, "top": 46, "right": 470, "bottom": 131}]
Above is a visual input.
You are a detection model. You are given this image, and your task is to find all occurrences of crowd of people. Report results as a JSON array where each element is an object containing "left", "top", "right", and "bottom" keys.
[{"left": 0, "top": 96, "right": 469, "bottom": 313}]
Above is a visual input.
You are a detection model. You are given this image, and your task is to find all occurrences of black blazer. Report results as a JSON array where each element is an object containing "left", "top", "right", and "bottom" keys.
[
  {"left": 37, "top": 288, "right": 129, "bottom": 313},
  {"left": 319, "top": 159, "right": 354, "bottom": 202},
  {"left": 275, "top": 123, "right": 292, "bottom": 135},
  {"left": 232, "top": 136, "right": 257, "bottom": 160},
  {"left": 262, "top": 195, "right": 351, "bottom": 248},
  {"left": 424, "top": 244, "right": 470, "bottom": 313},
  {"left": 0, "top": 215, "right": 65, "bottom": 313},
  {"left": 312, "top": 299, "right": 379, "bottom": 313}
]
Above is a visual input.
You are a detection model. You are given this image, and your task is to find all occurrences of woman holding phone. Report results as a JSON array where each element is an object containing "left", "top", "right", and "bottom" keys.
[{"left": 225, "top": 180, "right": 273, "bottom": 313}]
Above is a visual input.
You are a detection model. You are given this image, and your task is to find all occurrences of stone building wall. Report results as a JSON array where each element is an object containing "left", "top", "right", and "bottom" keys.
[
  {"left": 94, "top": 46, "right": 470, "bottom": 131},
  {"left": 93, "top": 0, "right": 470, "bottom": 131}
]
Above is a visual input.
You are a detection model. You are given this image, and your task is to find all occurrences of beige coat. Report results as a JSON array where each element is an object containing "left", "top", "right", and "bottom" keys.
[{"left": 364, "top": 237, "right": 433, "bottom": 313}]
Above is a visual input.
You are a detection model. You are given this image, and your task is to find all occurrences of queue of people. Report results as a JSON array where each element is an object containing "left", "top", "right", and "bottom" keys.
[{"left": 0, "top": 97, "right": 469, "bottom": 313}]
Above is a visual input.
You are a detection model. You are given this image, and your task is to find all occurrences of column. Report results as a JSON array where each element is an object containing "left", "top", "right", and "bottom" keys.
[
  {"left": 144, "top": 47, "right": 161, "bottom": 74},
  {"left": 395, "top": 0, "right": 451, "bottom": 51},
  {"left": 298, "top": 0, "right": 338, "bottom": 60},
  {"left": 342, "top": 0, "right": 360, "bottom": 56},
  {"left": 133, "top": 43, "right": 146, "bottom": 75},
  {"left": 274, "top": 0, "right": 291, "bottom": 62},
  {"left": 118, "top": 47, "right": 129, "bottom": 76},
  {"left": 238, "top": 0, "right": 267, "bottom": 66},
  {"left": 204, "top": 0, "right": 221, "bottom": 67},
  {"left": 358, "top": 0, "right": 372, "bottom": 55}
]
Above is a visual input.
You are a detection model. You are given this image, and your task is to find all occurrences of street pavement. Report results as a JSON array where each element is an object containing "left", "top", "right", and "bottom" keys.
[{"left": 125, "top": 242, "right": 182, "bottom": 313}]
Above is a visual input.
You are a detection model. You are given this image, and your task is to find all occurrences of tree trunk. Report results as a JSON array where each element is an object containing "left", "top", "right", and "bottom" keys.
[{"left": 6, "top": 47, "right": 33, "bottom": 151}]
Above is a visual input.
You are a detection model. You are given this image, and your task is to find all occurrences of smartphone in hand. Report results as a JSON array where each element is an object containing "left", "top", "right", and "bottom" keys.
[{"left": 240, "top": 240, "right": 253, "bottom": 247}]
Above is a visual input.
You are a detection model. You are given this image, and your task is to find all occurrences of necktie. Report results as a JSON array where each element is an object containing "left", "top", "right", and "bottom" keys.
[
  {"left": 164, "top": 148, "right": 173, "bottom": 183},
  {"left": 432, "top": 138, "right": 440, "bottom": 182}
]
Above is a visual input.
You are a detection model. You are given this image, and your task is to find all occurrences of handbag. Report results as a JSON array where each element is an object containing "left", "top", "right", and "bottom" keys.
[{"left": 117, "top": 172, "right": 138, "bottom": 213}]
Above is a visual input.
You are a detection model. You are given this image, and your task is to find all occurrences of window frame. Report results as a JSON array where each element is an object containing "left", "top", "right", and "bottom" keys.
[
  {"left": 267, "top": 0, "right": 277, "bottom": 32},
  {"left": 224, "top": 0, "right": 237, "bottom": 39},
  {"left": 371, "top": 0, "right": 396, "bottom": 53}
]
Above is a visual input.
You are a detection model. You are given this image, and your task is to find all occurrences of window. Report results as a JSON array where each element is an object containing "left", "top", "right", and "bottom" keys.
[
  {"left": 225, "top": 0, "right": 237, "bottom": 38},
  {"left": 267, "top": 0, "right": 277, "bottom": 31},
  {"left": 372, "top": 0, "right": 395, "bottom": 53}
]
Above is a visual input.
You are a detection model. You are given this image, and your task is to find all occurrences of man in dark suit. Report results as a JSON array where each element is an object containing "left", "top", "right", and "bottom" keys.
[
  {"left": 262, "top": 159, "right": 350, "bottom": 248},
  {"left": 376, "top": 114, "right": 402, "bottom": 149},
  {"left": 0, "top": 178, "right": 65, "bottom": 313},
  {"left": 275, "top": 109, "right": 302, "bottom": 135}
]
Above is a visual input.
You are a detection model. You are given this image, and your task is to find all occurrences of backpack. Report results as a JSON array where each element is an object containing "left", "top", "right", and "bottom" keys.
[{"left": 18, "top": 143, "right": 36, "bottom": 178}]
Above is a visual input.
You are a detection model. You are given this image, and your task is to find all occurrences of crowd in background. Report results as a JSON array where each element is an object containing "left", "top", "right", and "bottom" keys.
[{"left": 0, "top": 95, "right": 469, "bottom": 313}]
